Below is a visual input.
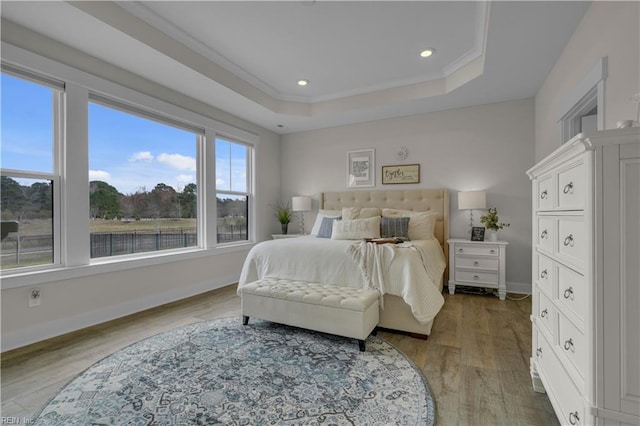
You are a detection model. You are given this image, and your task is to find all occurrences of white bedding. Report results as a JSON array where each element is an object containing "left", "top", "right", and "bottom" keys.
[{"left": 238, "top": 236, "right": 446, "bottom": 325}]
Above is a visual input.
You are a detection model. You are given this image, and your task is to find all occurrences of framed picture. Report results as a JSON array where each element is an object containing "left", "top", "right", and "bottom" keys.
[
  {"left": 347, "top": 149, "right": 375, "bottom": 187},
  {"left": 471, "top": 227, "right": 485, "bottom": 242},
  {"left": 382, "top": 164, "right": 420, "bottom": 184}
]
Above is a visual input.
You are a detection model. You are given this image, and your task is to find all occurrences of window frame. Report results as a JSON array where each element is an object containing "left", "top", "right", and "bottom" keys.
[
  {"left": 1, "top": 42, "right": 258, "bottom": 288},
  {"left": 215, "top": 136, "right": 254, "bottom": 246},
  {"left": 0, "top": 69, "right": 63, "bottom": 272}
]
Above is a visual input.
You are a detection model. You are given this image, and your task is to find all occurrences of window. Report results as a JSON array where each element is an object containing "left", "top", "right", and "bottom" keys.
[
  {"left": 216, "top": 138, "right": 250, "bottom": 243},
  {"left": 88, "top": 100, "right": 200, "bottom": 258},
  {"left": 1, "top": 71, "right": 60, "bottom": 270}
]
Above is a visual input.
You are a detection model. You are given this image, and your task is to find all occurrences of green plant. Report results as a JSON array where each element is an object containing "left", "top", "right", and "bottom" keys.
[
  {"left": 480, "top": 207, "right": 510, "bottom": 231},
  {"left": 272, "top": 201, "right": 292, "bottom": 224}
]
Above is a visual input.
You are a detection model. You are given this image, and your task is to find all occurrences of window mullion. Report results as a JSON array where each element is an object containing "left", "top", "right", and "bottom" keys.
[
  {"left": 62, "top": 83, "right": 90, "bottom": 267},
  {"left": 204, "top": 128, "right": 217, "bottom": 248}
]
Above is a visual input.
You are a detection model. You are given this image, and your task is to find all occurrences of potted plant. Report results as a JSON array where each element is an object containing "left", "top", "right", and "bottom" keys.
[
  {"left": 480, "top": 207, "right": 510, "bottom": 241},
  {"left": 273, "top": 201, "right": 293, "bottom": 234}
]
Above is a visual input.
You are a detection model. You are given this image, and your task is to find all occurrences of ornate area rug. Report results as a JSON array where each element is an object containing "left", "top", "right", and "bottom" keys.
[{"left": 32, "top": 317, "right": 435, "bottom": 425}]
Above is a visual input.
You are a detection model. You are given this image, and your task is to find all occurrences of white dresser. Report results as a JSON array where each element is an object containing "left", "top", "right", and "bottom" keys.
[{"left": 527, "top": 128, "right": 639, "bottom": 426}]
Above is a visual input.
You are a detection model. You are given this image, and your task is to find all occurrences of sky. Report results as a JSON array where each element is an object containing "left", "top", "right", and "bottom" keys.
[{"left": 1, "top": 73, "right": 247, "bottom": 195}]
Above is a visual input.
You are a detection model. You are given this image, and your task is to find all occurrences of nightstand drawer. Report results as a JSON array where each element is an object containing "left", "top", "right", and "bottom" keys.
[
  {"left": 455, "top": 270, "right": 498, "bottom": 286},
  {"left": 453, "top": 244, "right": 499, "bottom": 257},
  {"left": 456, "top": 257, "right": 499, "bottom": 270}
]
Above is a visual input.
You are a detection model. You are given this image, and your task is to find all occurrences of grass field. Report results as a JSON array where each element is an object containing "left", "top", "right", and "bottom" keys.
[{"left": 1, "top": 218, "right": 198, "bottom": 235}]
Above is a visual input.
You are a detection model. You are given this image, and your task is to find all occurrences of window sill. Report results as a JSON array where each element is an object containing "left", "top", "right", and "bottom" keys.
[{"left": 0, "top": 242, "right": 255, "bottom": 289}]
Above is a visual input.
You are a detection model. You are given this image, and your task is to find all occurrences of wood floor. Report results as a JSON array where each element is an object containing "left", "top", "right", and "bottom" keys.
[{"left": 1, "top": 285, "right": 558, "bottom": 425}]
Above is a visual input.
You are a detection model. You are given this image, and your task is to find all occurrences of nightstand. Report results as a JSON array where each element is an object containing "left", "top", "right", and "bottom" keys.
[
  {"left": 271, "top": 234, "right": 303, "bottom": 239},
  {"left": 447, "top": 238, "right": 508, "bottom": 300}
]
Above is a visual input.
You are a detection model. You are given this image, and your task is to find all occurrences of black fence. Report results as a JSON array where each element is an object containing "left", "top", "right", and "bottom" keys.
[
  {"left": 90, "top": 229, "right": 198, "bottom": 258},
  {"left": 1, "top": 226, "right": 249, "bottom": 269}
]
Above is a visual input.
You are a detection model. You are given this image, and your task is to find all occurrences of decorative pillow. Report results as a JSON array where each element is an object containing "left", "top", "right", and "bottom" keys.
[
  {"left": 310, "top": 210, "right": 342, "bottom": 235},
  {"left": 341, "top": 207, "right": 382, "bottom": 220},
  {"left": 316, "top": 216, "right": 341, "bottom": 238},
  {"left": 380, "top": 216, "right": 410, "bottom": 240},
  {"left": 381, "top": 208, "right": 436, "bottom": 240},
  {"left": 331, "top": 216, "right": 381, "bottom": 240}
]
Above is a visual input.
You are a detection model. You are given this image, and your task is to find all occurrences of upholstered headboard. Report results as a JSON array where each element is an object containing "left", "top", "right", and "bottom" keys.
[{"left": 321, "top": 189, "right": 449, "bottom": 280}]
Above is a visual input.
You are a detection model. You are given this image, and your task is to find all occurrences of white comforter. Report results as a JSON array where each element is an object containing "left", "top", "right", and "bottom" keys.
[{"left": 238, "top": 236, "right": 446, "bottom": 325}]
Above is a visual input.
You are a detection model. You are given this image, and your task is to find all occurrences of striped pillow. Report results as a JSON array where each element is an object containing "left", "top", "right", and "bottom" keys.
[
  {"left": 380, "top": 216, "right": 410, "bottom": 240},
  {"left": 316, "top": 216, "right": 341, "bottom": 238}
]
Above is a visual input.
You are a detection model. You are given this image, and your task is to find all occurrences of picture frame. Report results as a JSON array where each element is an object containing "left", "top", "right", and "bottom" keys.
[
  {"left": 381, "top": 164, "right": 420, "bottom": 184},
  {"left": 471, "top": 227, "right": 485, "bottom": 242},
  {"left": 347, "top": 149, "right": 375, "bottom": 188}
]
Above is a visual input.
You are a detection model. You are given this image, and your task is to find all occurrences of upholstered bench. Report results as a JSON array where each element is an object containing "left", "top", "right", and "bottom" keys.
[{"left": 239, "top": 278, "right": 379, "bottom": 351}]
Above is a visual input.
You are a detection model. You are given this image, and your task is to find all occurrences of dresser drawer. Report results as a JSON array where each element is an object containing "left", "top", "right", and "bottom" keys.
[
  {"left": 558, "top": 314, "right": 587, "bottom": 378},
  {"left": 557, "top": 265, "right": 586, "bottom": 326},
  {"left": 537, "top": 175, "right": 555, "bottom": 210},
  {"left": 453, "top": 244, "right": 499, "bottom": 257},
  {"left": 557, "top": 161, "right": 586, "bottom": 211},
  {"left": 536, "top": 330, "right": 586, "bottom": 426},
  {"left": 456, "top": 256, "right": 499, "bottom": 270},
  {"left": 557, "top": 216, "right": 586, "bottom": 270},
  {"left": 454, "top": 270, "right": 498, "bottom": 286},
  {"left": 537, "top": 217, "right": 555, "bottom": 253},
  {"left": 537, "top": 289, "right": 555, "bottom": 338},
  {"left": 537, "top": 254, "right": 554, "bottom": 296}
]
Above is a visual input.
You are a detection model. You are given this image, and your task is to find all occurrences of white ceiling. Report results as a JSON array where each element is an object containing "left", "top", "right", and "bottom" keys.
[{"left": 1, "top": 1, "right": 590, "bottom": 134}]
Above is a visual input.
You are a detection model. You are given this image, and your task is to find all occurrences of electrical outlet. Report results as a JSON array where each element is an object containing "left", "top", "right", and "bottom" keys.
[{"left": 28, "top": 288, "right": 41, "bottom": 307}]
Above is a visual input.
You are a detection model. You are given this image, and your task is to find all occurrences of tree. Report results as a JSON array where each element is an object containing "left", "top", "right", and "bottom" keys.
[
  {"left": 89, "top": 181, "right": 122, "bottom": 219},
  {"left": 0, "top": 176, "right": 27, "bottom": 219},
  {"left": 149, "top": 183, "right": 177, "bottom": 218},
  {"left": 178, "top": 183, "right": 197, "bottom": 218}
]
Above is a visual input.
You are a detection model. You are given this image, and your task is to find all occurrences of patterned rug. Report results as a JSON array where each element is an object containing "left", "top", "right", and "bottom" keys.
[{"left": 32, "top": 317, "right": 435, "bottom": 425}]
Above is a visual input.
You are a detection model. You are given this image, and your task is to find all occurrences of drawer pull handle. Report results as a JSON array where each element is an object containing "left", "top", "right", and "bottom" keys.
[
  {"left": 564, "top": 287, "right": 574, "bottom": 300},
  {"left": 536, "top": 347, "right": 542, "bottom": 357},
  {"left": 540, "top": 308, "right": 548, "bottom": 318},
  {"left": 473, "top": 275, "right": 480, "bottom": 280},
  {"left": 540, "top": 229, "right": 548, "bottom": 239},
  {"left": 473, "top": 261, "right": 479, "bottom": 266},
  {"left": 458, "top": 248, "right": 464, "bottom": 253},
  {"left": 540, "top": 189, "right": 548, "bottom": 200},
  {"left": 564, "top": 234, "right": 575, "bottom": 247},
  {"left": 490, "top": 249, "right": 496, "bottom": 254},
  {"left": 569, "top": 411, "right": 580, "bottom": 425},
  {"left": 540, "top": 269, "right": 548, "bottom": 279},
  {"left": 563, "top": 181, "right": 574, "bottom": 194},
  {"left": 564, "top": 338, "right": 574, "bottom": 352}
]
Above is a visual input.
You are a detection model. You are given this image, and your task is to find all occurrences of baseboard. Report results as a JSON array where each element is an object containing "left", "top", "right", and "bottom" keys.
[
  {"left": 1, "top": 274, "right": 238, "bottom": 352},
  {"left": 506, "top": 281, "right": 531, "bottom": 295}
]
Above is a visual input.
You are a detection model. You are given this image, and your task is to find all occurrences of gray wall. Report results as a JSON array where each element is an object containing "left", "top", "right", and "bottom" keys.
[
  {"left": 535, "top": 1, "right": 640, "bottom": 160},
  {"left": 281, "top": 98, "right": 535, "bottom": 292}
]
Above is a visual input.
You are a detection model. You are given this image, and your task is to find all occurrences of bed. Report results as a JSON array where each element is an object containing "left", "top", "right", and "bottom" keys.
[{"left": 238, "top": 189, "right": 449, "bottom": 336}]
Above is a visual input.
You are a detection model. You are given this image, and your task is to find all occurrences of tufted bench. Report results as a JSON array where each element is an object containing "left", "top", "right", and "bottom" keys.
[{"left": 239, "top": 278, "right": 379, "bottom": 351}]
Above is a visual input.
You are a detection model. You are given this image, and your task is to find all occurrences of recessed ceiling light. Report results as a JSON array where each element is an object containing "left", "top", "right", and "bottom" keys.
[
  {"left": 420, "top": 49, "right": 435, "bottom": 58},
  {"left": 297, "top": 79, "right": 309, "bottom": 86}
]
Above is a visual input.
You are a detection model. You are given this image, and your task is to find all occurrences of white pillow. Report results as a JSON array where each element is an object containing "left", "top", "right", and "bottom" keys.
[
  {"left": 310, "top": 209, "right": 341, "bottom": 235},
  {"left": 381, "top": 208, "right": 436, "bottom": 240},
  {"left": 341, "top": 207, "right": 382, "bottom": 220},
  {"left": 331, "top": 216, "right": 381, "bottom": 240}
]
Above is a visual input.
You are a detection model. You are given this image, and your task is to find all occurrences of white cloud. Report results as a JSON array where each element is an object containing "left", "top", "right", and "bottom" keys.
[
  {"left": 157, "top": 153, "right": 196, "bottom": 171},
  {"left": 89, "top": 170, "right": 111, "bottom": 181},
  {"left": 129, "top": 151, "right": 154, "bottom": 162},
  {"left": 176, "top": 174, "right": 194, "bottom": 185}
]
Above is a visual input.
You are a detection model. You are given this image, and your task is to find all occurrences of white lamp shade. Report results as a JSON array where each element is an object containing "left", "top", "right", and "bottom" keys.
[
  {"left": 292, "top": 196, "right": 312, "bottom": 211},
  {"left": 458, "top": 191, "right": 486, "bottom": 210}
]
